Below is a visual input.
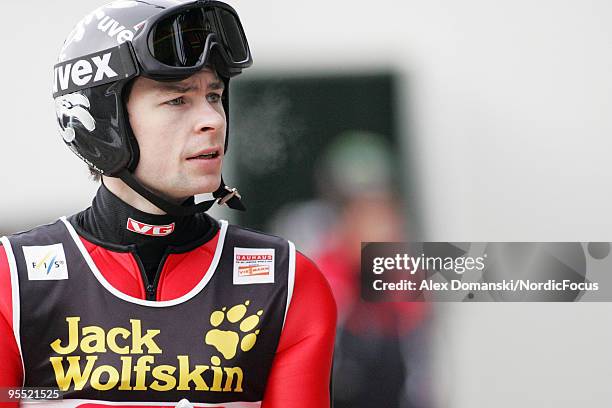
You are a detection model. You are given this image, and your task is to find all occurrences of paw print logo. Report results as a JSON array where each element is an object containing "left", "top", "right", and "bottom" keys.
[{"left": 205, "top": 301, "right": 263, "bottom": 360}]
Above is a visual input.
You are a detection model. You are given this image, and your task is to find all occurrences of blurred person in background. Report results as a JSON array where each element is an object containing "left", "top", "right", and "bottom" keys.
[
  {"left": 271, "top": 131, "right": 432, "bottom": 408},
  {"left": 0, "top": 1, "right": 336, "bottom": 407}
]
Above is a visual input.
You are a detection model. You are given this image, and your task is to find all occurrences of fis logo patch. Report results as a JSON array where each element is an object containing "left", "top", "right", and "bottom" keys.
[
  {"left": 233, "top": 248, "right": 275, "bottom": 285},
  {"left": 23, "top": 244, "right": 68, "bottom": 281}
]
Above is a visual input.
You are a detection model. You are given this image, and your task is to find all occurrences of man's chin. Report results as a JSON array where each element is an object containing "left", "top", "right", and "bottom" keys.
[
  {"left": 139, "top": 176, "right": 221, "bottom": 202},
  {"left": 192, "top": 176, "right": 223, "bottom": 196}
]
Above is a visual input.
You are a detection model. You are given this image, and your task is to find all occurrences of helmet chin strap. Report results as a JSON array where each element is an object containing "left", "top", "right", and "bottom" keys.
[{"left": 117, "top": 169, "right": 245, "bottom": 216}]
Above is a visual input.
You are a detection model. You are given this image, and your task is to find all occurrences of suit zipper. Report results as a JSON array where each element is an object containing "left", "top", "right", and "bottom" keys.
[
  {"left": 150, "top": 252, "right": 171, "bottom": 301},
  {"left": 146, "top": 285, "right": 156, "bottom": 300},
  {"left": 130, "top": 247, "right": 173, "bottom": 301},
  {"left": 129, "top": 248, "right": 158, "bottom": 301}
]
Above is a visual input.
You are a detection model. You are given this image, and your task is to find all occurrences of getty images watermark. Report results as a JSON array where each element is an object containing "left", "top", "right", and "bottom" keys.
[{"left": 360, "top": 243, "right": 612, "bottom": 302}]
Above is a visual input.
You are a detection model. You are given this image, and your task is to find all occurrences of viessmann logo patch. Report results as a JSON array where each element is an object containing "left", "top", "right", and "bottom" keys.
[
  {"left": 126, "top": 218, "right": 175, "bottom": 237},
  {"left": 23, "top": 244, "right": 68, "bottom": 280},
  {"left": 233, "top": 248, "right": 275, "bottom": 285}
]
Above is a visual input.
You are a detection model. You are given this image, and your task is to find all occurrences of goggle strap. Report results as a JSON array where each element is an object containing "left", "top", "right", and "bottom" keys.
[{"left": 53, "top": 43, "right": 138, "bottom": 98}]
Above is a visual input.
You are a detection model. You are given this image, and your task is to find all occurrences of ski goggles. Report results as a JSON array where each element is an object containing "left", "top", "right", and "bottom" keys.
[
  {"left": 52, "top": 1, "right": 251, "bottom": 98},
  {"left": 132, "top": 0, "right": 252, "bottom": 79}
]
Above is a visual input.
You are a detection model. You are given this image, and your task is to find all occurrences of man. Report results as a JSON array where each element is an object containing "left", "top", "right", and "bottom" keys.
[{"left": 0, "top": 1, "right": 336, "bottom": 407}]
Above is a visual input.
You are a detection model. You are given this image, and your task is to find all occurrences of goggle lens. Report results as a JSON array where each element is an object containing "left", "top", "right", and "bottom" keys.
[
  {"left": 149, "top": 6, "right": 248, "bottom": 68},
  {"left": 217, "top": 9, "right": 248, "bottom": 62}
]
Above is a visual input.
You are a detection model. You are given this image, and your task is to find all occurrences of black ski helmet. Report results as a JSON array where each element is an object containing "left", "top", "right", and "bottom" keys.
[{"left": 52, "top": 0, "right": 252, "bottom": 215}]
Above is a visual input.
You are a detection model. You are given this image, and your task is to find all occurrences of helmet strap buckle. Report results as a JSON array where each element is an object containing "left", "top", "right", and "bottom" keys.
[{"left": 217, "top": 186, "right": 241, "bottom": 206}]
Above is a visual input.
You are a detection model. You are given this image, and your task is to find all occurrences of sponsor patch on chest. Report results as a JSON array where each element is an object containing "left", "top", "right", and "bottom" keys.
[
  {"left": 23, "top": 243, "right": 68, "bottom": 280},
  {"left": 233, "top": 248, "right": 275, "bottom": 285}
]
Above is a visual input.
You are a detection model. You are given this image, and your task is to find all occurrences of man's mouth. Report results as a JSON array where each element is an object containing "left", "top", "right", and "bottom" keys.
[{"left": 187, "top": 150, "right": 221, "bottom": 160}]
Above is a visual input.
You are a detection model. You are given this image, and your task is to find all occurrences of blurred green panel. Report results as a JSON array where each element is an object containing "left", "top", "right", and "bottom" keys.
[{"left": 231, "top": 73, "right": 398, "bottom": 230}]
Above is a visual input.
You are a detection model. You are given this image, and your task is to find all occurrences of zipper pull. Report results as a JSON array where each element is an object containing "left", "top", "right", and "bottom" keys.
[{"left": 146, "top": 284, "right": 155, "bottom": 299}]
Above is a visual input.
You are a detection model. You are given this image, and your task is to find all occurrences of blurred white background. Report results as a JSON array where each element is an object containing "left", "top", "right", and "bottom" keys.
[{"left": 1, "top": 1, "right": 612, "bottom": 406}]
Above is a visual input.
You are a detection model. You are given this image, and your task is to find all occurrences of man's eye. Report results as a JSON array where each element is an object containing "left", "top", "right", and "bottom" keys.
[
  {"left": 166, "top": 96, "right": 185, "bottom": 106},
  {"left": 207, "top": 93, "right": 222, "bottom": 103}
]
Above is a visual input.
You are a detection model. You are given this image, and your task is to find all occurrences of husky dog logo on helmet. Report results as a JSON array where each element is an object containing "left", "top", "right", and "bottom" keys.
[{"left": 55, "top": 93, "right": 96, "bottom": 143}]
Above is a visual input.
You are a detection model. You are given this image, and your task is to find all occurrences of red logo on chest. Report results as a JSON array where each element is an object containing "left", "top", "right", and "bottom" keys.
[{"left": 126, "top": 218, "right": 175, "bottom": 237}]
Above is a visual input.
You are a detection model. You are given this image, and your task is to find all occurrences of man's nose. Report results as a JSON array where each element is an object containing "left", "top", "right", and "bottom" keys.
[{"left": 193, "top": 100, "right": 225, "bottom": 133}]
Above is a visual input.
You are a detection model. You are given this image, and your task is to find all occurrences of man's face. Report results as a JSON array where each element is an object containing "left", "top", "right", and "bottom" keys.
[{"left": 127, "top": 68, "right": 226, "bottom": 202}]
